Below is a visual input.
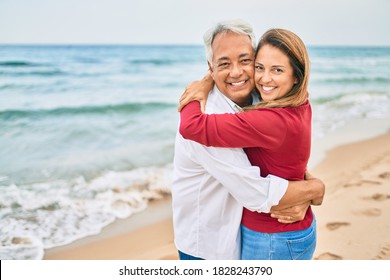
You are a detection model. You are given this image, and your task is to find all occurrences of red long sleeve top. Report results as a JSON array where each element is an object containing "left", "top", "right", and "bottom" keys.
[{"left": 179, "top": 100, "right": 313, "bottom": 233}]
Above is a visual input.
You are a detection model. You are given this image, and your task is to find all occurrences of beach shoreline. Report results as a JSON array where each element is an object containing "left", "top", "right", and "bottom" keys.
[
  {"left": 44, "top": 130, "right": 390, "bottom": 260},
  {"left": 44, "top": 195, "right": 177, "bottom": 260}
]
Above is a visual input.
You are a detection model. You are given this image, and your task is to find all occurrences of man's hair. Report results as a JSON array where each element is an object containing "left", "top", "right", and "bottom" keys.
[{"left": 203, "top": 19, "right": 256, "bottom": 64}]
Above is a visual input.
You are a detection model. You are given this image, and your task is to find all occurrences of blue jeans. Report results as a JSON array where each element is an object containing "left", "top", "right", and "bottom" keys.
[
  {"left": 241, "top": 219, "right": 316, "bottom": 260},
  {"left": 178, "top": 250, "right": 204, "bottom": 260}
]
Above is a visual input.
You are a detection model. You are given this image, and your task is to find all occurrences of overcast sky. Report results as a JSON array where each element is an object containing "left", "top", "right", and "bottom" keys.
[{"left": 0, "top": 0, "right": 389, "bottom": 46}]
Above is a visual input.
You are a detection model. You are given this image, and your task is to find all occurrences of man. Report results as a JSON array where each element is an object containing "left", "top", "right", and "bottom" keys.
[{"left": 172, "top": 19, "right": 324, "bottom": 260}]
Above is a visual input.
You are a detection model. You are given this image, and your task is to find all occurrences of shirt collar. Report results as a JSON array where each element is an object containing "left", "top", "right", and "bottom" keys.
[{"left": 213, "top": 86, "right": 260, "bottom": 113}]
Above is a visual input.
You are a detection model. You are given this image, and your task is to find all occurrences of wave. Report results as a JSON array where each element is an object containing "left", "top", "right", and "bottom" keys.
[
  {"left": 312, "top": 76, "right": 390, "bottom": 85},
  {"left": 128, "top": 58, "right": 180, "bottom": 66},
  {"left": 311, "top": 91, "right": 390, "bottom": 105},
  {"left": 0, "top": 165, "right": 173, "bottom": 259},
  {"left": 0, "top": 70, "right": 66, "bottom": 77},
  {"left": 0, "top": 101, "right": 177, "bottom": 120},
  {"left": 0, "top": 61, "right": 46, "bottom": 67},
  {"left": 0, "top": 59, "right": 66, "bottom": 77}
]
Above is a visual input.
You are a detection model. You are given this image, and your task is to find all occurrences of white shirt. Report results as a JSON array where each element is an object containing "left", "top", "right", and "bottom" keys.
[{"left": 172, "top": 86, "right": 288, "bottom": 260}]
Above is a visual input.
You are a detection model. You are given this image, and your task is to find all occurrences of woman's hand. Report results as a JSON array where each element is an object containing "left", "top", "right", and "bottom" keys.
[{"left": 178, "top": 73, "right": 214, "bottom": 113}]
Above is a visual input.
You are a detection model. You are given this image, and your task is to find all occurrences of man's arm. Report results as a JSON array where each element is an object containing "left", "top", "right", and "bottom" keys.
[
  {"left": 185, "top": 135, "right": 325, "bottom": 216},
  {"left": 270, "top": 171, "right": 325, "bottom": 223},
  {"left": 180, "top": 131, "right": 325, "bottom": 223},
  {"left": 183, "top": 136, "right": 288, "bottom": 213},
  {"left": 273, "top": 175, "right": 325, "bottom": 210}
]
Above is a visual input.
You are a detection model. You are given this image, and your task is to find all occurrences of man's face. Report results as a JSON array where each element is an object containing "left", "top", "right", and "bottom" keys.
[{"left": 209, "top": 32, "right": 255, "bottom": 106}]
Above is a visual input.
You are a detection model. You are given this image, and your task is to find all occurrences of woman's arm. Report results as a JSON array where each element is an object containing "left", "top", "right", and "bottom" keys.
[
  {"left": 179, "top": 101, "right": 286, "bottom": 149},
  {"left": 178, "top": 73, "right": 214, "bottom": 113}
]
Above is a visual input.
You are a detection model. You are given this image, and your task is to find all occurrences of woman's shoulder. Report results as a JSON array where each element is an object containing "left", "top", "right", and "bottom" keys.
[{"left": 249, "top": 100, "right": 311, "bottom": 123}]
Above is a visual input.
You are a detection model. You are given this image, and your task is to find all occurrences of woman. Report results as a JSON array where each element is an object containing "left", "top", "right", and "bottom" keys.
[{"left": 179, "top": 28, "right": 316, "bottom": 260}]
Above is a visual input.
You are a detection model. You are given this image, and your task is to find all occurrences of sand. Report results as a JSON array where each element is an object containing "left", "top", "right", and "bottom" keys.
[
  {"left": 312, "top": 132, "right": 390, "bottom": 260},
  {"left": 44, "top": 132, "right": 390, "bottom": 260}
]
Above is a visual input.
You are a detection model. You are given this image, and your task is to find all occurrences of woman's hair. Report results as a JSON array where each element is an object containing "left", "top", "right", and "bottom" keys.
[
  {"left": 203, "top": 19, "right": 257, "bottom": 65},
  {"left": 245, "top": 28, "right": 310, "bottom": 110}
]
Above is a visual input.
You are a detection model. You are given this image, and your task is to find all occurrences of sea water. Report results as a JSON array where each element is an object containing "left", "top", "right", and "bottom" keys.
[{"left": 1, "top": 45, "right": 390, "bottom": 259}]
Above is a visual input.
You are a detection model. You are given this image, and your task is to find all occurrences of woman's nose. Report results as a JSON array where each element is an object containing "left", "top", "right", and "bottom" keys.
[{"left": 260, "top": 71, "right": 272, "bottom": 83}]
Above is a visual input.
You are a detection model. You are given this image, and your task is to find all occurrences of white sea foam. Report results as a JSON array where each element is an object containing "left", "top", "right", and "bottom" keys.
[
  {"left": 0, "top": 164, "right": 173, "bottom": 260},
  {"left": 311, "top": 91, "right": 390, "bottom": 139}
]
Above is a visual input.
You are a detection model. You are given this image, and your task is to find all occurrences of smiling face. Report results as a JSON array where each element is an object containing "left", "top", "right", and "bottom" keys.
[
  {"left": 254, "top": 44, "right": 297, "bottom": 102},
  {"left": 209, "top": 31, "right": 255, "bottom": 107}
]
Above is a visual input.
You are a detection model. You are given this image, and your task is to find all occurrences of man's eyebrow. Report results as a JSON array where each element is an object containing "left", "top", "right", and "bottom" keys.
[
  {"left": 239, "top": 53, "right": 252, "bottom": 58},
  {"left": 215, "top": 56, "right": 230, "bottom": 62},
  {"left": 216, "top": 53, "right": 252, "bottom": 62}
]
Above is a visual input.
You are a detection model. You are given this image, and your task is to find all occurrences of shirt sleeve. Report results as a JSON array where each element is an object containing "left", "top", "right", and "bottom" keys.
[
  {"left": 181, "top": 134, "right": 288, "bottom": 212},
  {"left": 180, "top": 101, "right": 287, "bottom": 149}
]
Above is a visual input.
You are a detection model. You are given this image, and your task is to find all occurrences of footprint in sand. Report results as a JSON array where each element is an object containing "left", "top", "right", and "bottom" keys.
[
  {"left": 362, "top": 193, "right": 390, "bottom": 201},
  {"left": 378, "top": 172, "right": 390, "bottom": 180},
  {"left": 326, "top": 222, "right": 350, "bottom": 231},
  {"left": 372, "top": 244, "right": 390, "bottom": 260},
  {"left": 315, "top": 252, "right": 343, "bottom": 260},
  {"left": 354, "top": 208, "right": 382, "bottom": 217},
  {"left": 344, "top": 180, "right": 381, "bottom": 188}
]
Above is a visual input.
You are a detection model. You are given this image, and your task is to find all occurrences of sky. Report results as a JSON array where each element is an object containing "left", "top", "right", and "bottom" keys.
[{"left": 0, "top": 0, "right": 389, "bottom": 46}]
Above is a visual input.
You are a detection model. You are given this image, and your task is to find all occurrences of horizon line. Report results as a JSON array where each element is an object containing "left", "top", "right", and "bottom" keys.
[{"left": 1, "top": 43, "right": 390, "bottom": 48}]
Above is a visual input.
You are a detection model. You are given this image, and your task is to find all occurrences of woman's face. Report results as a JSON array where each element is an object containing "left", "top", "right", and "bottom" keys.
[{"left": 254, "top": 44, "right": 297, "bottom": 102}]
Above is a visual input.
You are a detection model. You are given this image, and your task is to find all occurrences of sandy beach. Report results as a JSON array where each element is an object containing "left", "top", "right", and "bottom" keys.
[
  {"left": 44, "top": 132, "right": 390, "bottom": 260},
  {"left": 312, "top": 132, "right": 390, "bottom": 260}
]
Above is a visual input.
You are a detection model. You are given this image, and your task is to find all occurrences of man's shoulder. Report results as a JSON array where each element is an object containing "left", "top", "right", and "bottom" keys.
[
  {"left": 204, "top": 89, "right": 219, "bottom": 113},
  {"left": 205, "top": 87, "right": 233, "bottom": 114}
]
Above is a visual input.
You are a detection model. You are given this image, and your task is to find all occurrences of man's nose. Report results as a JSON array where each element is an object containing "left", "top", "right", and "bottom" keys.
[{"left": 230, "top": 63, "right": 243, "bottom": 78}]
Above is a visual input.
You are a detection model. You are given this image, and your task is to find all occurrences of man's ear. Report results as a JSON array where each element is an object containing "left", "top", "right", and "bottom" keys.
[{"left": 208, "top": 61, "right": 213, "bottom": 75}]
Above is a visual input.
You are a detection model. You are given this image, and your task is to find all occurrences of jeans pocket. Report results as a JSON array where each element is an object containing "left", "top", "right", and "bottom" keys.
[{"left": 287, "top": 225, "right": 317, "bottom": 260}]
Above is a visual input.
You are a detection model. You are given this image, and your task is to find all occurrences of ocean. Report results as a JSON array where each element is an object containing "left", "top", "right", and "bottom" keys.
[{"left": 1, "top": 45, "right": 390, "bottom": 259}]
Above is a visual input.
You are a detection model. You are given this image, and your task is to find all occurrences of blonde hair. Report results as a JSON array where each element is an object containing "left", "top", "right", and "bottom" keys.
[{"left": 244, "top": 28, "right": 310, "bottom": 110}]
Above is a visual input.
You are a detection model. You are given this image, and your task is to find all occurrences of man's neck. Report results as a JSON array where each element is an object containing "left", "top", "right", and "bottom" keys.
[{"left": 234, "top": 95, "right": 253, "bottom": 107}]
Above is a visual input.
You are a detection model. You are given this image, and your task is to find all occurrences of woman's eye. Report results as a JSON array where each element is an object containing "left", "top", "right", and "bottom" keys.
[
  {"left": 255, "top": 65, "right": 264, "bottom": 70},
  {"left": 274, "top": 68, "right": 284, "bottom": 73}
]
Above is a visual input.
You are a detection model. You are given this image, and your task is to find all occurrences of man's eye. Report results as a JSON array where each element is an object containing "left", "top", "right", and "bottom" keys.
[
  {"left": 218, "top": 63, "right": 229, "bottom": 68},
  {"left": 241, "top": 59, "right": 252, "bottom": 64}
]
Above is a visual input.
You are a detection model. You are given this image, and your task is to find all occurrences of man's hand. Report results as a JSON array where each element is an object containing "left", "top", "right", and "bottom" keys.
[{"left": 270, "top": 202, "right": 311, "bottom": 224}]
